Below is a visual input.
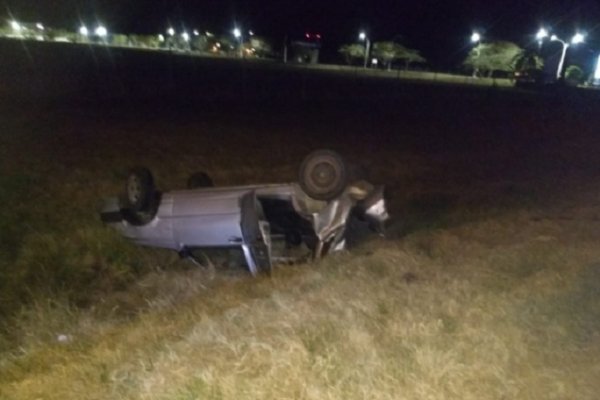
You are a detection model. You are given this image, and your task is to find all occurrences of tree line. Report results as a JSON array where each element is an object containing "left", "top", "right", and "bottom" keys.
[
  {"left": 339, "top": 42, "right": 426, "bottom": 70},
  {"left": 338, "top": 38, "right": 584, "bottom": 82}
]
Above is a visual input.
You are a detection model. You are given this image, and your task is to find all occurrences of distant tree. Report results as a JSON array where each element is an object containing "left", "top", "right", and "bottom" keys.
[
  {"left": 565, "top": 65, "right": 585, "bottom": 85},
  {"left": 372, "top": 41, "right": 427, "bottom": 70},
  {"left": 371, "top": 42, "right": 400, "bottom": 70},
  {"left": 513, "top": 50, "right": 544, "bottom": 72},
  {"left": 217, "top": 36, "right": 237, "bottom": 55},
  {"left": 463, "top": 41, "right": 523, "bottom": 77},
  {"left": 338, "top": 44, "right": 365, "bottom": 65},
  {"left": 127, "top": 34, "right": 160, "bottom": 48},
  {"left": 400, "top": 47, "right": 426, "bottom": 70},
  {"left": 190, "top": 35, "right": 207, "bottom": 52},
  {"left": 372, "top": 42, "right": 402, "bottom": 70},
  {"left": 112, "top": 34, "right": 129, "bottom": 46},
  {"left": 199, "top": 36, "right": 234, "bottom": 54},
  {"left": 46, "top": 28, "right": 74, "bottom": 42},
  {"left": 248, "top": 36, "right": 273, "bottom": 58}
]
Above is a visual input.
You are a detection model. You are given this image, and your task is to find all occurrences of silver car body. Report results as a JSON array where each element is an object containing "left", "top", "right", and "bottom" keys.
[{"left": 101, "top": 181, "right": 389, "bottom": 275}]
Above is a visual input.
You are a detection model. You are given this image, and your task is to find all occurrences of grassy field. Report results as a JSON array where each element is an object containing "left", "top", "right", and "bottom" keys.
[
  {"left": 1, "top": 77, "right": 600, "bottom": 399},
  {"left": 0, "top": 38, "right": 509, "bottom": 103}
]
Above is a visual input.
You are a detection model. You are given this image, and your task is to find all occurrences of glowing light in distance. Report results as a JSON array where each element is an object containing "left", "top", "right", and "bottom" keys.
[
  {"left": 536, "top": 28, "right": 548, "bottom": 40},
  {"left": 571, "top": 33, "right": 585, "bottom": 44},
  {"left": 181, "top": 32, "right": 189, "bottom": 42},
  {"left": 95, "top": 26, "right": 107, "bottom": 37},
  {"left": 233, "top": 27, "right": 241, "bottom": 38},
  {"left": 193, "top": 29, "right": 199, "bottom": 36},
  {"left": 158, "top": 34, "right": 165, "bottom": 42},
  {"left": 36, "top": 23, "right": 44, "bottom": 30},
  {"left": 359, "top": 31, "right": 366, "bottom": 41},
  {"left": 471, "top": 32, "right": 481, "bottom": 43},
  {"left": 79, "top": 25, "right": 89, "bottom": 36},
  {"left": 10, "top": 21, "right": 21, "bottom": 31},
  {"left": 167, "top": 27, "right": 175, "bottom": 36}
]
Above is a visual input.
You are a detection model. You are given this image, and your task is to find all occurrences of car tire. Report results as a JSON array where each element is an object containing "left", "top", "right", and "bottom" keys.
[
  {"left": 299, "top": 149, "right": 348, "bottom": 201},
  {"left": 187, "top": 172, "right": 214, "bottom": 189},
  {"left": 124, "top": 167, "right": 155, "bottom": 212}
]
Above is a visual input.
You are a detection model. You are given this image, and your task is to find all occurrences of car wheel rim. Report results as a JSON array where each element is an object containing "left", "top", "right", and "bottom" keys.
[{"left": 310, "top": 161, "right": 336, "bottom": 190}]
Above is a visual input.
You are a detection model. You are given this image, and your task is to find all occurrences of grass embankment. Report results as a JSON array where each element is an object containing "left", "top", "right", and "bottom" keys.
[
  {"left": 2, "top": 216, "right": 600, "bottom": 399},
  {"left": 1, "top": 86, "right": 600, "bottom": 399}
]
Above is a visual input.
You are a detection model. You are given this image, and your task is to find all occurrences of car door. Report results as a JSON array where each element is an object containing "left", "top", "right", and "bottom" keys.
[{"left": 240, "top": 191, "right": 272, "bottom": 275}]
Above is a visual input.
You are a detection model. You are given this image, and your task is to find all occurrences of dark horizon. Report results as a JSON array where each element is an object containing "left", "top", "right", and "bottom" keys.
[{"left": 3, "top": 0, "right": 600, "bottom": 68}]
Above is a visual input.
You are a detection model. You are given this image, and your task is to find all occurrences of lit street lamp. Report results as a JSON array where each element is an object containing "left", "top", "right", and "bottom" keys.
[
  {"left": 36, "top": 23, "right": 44, "bottom": 30},
  {"left": 180, "top": 31, "right": 190, "bottom": 51},
  {"left": 536, "top": 27, "right": 548, "bottom": 49},
  {"left": 550, "top": 33, "right": 585, "bottom": 80},
  {"left": 79, "top": 25, "right": 89, "bottom": 36},
  {"left": 536, "top": 28, "right": 548, "bottom": 41},
  {"left": 95, "top": 25, "right": 107, "bottom": 37},
  {"left": 358, "top": 31, "right": 370, "bottom": 68},
  {"left": 571, "top": 33, "right": 585, "bottom": 44},
  {"left": 470, "top": 31, "right": 481, "bottom": 77},
  {"left": 10, "top": 21, "right": 21, "bottom": 32},
  {"left": 233, "top": 27, "right": 241, "bottom": 38},
  {"left": 167, "top": 27, "right": 175, "bottom": 36},
  {"left": 233, "top": 27, "right": 243, "bottom": 57}
]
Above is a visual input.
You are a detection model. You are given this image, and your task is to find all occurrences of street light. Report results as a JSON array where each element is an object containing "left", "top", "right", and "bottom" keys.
[
  {"left": 470, "top": 32, "right": 482, "bottom": 77},
  {"left": 536, "top": 27, "right": 548, "bottom": 50},
  {"left": 233, "top": 27, "right": 242, "bottom": 57},
  {"left": 79, "top": 25, "right": 89, "bottom": 36},
  {"left": 36, "top": 23, "right": 44, "bottom": 30},
  {"left": 181, "top": 32, "right": 190, "bottom": 42},
  {"left": 193, "top": 29, "right": 199, "bottom": 36},
  {"left": 10, "top": 21, "right": 21, "bottom": 32},
  {"left": 571, "top": 32, "right": 585, "bottom": 44},
  {"left": 95, "top": 25, "right": 107, "bottom": 37},
  {"left": 167, "top": 27, "right": 175, "bottom": 36},
  {"left": 536, "top": 28, "right": 548, "bottom": 41},
  {"left": 358, "top": 31, "right": 370, "bottom": 68},
  {"left": 550, "top": 33, "right": 585, "bottom": 79}
]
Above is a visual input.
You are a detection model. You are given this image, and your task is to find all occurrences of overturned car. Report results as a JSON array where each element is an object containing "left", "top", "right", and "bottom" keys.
[{"left": 100, "top": 150, "right": 389, "bottom": 275}]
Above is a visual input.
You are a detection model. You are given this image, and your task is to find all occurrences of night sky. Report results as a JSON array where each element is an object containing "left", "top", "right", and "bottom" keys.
[{"left": 4, "top": 0, "right": 600, "bottom": 67}]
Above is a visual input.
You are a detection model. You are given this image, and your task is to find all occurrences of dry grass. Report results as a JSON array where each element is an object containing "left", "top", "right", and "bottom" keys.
[
  {"left": 1, "top": 86, "right": 600, "bottom": 399},
  {"left": 2, "top": 218, "right": 600, "bottom": 399}
]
